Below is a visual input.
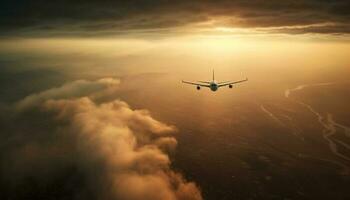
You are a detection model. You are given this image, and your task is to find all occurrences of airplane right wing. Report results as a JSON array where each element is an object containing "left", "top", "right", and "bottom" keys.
[
  {"left": 217, "top": 78, "right": 248, "bottom": 87},
  {"left": 182, "top": 80, "right": 210, "bottom": 87}
]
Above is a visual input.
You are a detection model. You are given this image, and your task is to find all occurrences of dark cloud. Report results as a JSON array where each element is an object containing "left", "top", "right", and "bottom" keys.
[
  {"left": 0, "top": 78, "right": 202, "bottom": 200},
  {"left": 1, "top": 0, "right": 350, "bottom": 36},
  {"left": 271, "top": 23, "right": 350, "bottom": 34}
]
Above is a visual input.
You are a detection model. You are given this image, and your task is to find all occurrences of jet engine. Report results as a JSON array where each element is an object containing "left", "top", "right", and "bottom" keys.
[
  {"left": 197, "top": 86, "right": 201, "bottom": 90},
  {"left": 229, "top": 84, "right": 233, "bottom": 88}
]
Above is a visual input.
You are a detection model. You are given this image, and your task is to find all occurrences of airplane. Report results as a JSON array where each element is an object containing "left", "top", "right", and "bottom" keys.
[{"left": 182, "top": 70, "right": 248, "bottom": 92}]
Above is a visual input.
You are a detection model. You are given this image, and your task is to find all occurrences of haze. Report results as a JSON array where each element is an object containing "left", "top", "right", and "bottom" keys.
[{"left": 1, "top": 1, "right": 350, "bottom": 200}]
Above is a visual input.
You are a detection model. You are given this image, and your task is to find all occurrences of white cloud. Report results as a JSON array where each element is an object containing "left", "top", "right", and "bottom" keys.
[
  {"left": 16, "top": 78, "right": 120, "bottom": 111},
  {"left": 9, "top": 78, "right": 202, "bottom": 200}
]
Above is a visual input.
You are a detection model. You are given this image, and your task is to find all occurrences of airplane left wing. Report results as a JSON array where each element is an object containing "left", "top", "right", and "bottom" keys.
[
  {"left": 182, "top": 80, "right": 210, "bottom": 87},
  {"left": 217, "top": 78, "right": 248, "bottom": 87}
]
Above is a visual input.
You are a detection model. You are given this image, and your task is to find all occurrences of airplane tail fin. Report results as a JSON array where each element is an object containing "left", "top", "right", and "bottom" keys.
[{"left": 212, "top": 69, "right": 215, "bottom": 81}]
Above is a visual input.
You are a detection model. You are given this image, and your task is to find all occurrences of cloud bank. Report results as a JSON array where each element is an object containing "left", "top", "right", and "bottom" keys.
[
  {"left": 15, "top": 78, "right": 120, "bottom": 111},
  {"left": 1, "top": 78, "right": 202, "bottom": 200},
  {"left": 1, "top": 0, "right": 350, "bottom": 36}
]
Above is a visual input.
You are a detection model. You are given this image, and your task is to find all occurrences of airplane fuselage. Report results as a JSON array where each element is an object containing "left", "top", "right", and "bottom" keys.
[{"left": 210, "top": 81, "right": 218, "bottom": 91}]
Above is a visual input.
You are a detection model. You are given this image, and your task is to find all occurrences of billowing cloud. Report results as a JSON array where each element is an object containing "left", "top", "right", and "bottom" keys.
[
  {"left": 1, "top": 78, "right": 202, "bottom": 200},
  {"left": 15, "top": 78, "right": 120, "bottom": 111},
  {"left": 1, "top": 0, "right": 350, "bottom": 36}
]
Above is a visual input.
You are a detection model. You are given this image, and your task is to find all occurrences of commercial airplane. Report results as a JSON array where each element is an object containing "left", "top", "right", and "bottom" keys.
[{"left": 182, "top": 70, "right": 248, "bottom": 92}]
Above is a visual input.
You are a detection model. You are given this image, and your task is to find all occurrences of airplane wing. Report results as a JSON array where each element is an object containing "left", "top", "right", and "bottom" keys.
[
  {"left": 217, "top": 78, "right": 248, "bottom": 87},
  {"left": 182, "top": 80, "right": 210, "bottom": 87},
  {"left": 198, "top": 81, "right": 211, "bottom": 84}
]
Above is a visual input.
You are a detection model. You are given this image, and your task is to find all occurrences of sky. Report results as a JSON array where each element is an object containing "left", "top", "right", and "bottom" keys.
[
  {"left": 1, "top": 0, "right": 350, "bottom": 36},
  {"left": 1, "top": 1, "right": 350, "bottom": 200}
]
